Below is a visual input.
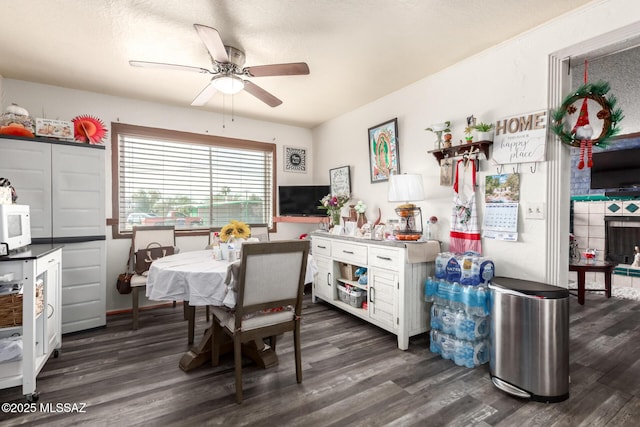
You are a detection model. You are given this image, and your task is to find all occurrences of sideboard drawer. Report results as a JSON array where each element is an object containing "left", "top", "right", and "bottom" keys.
[
  {"left": 369, "top": 246, "right": 402, "bottom": 270},
  {"left": 312, "top": 237, "right": 332, "bottom": 257},
  {"left": 332, "top": 241, "right": 368, "bottom": 265}
]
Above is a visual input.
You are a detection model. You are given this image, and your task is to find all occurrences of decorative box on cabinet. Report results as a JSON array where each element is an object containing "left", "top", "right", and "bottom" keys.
[
  {"left": 311, "top": 232, "right": 439, "bottom": 350},
  {"left": 0, "top": 245, "right": 62, "bottom": 401}
]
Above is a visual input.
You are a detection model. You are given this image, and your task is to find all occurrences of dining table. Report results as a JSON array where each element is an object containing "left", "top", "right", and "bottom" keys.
[{"left": 145, "top": 249, "right": 315, "bottom": 372}]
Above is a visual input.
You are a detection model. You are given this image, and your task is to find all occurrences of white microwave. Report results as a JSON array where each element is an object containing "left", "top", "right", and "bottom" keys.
[{"left": 0, "top": 204, "right": 32, "bottom": 251}]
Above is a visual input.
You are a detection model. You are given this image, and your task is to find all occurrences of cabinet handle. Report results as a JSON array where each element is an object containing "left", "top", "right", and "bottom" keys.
[
  {"left": 327, "top": 272, "right": 332, "bottom": 287},
  {"left": 370, "top": 286, "right": 375, "bottom": 303},
  {"left": 47, "top": 303, "right": 54, "bottom": 319},
  {"left": 342, "top": 250, "right": 354, "bottom": 255},
  {"left": 376, "top": 255, "right": 392, "bottom": 261},
  {"left": 318, "top": 245, "right": 327, "bottom": 249}
]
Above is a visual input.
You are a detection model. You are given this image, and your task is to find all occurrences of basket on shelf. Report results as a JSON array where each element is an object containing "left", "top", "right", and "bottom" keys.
[{"left": 0, "top": 284, "right": 44, "bottom": 328}]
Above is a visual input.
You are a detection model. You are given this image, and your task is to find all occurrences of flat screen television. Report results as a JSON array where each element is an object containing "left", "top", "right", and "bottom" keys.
[
  {"left": 590, "top": 148, "right": 640, "bottom": 193},
  {"left": 278, "top": 185, "right": 330, "bottom": 217}
]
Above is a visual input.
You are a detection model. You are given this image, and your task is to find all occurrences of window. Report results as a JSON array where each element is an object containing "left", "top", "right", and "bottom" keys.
[{"left": 111, "top": 123, "right": 275, "bottom": 238}]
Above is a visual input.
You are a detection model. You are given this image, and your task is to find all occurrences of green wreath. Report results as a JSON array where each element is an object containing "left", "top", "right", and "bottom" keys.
[{"left": 551, "top": 80, "right": 624, "bottom": 148}]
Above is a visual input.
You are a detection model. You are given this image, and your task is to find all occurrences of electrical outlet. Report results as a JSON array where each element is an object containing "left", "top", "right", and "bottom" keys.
[{"left": 525, "top": 202, "right": 545, "bottom": 220}]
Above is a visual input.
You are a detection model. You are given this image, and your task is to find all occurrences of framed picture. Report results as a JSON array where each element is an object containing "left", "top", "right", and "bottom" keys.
[
  {"left": 283, "top": 146, "right": 307, "bottom": 173},
  {"left": 368, "top": 118, "right": 399, "bottom": 182},
  {"left": 440, "top": 158, "right": 454, "bottom": 186},
  {"left": 329, "top": 165, "right": 351, "bottom": 196}
]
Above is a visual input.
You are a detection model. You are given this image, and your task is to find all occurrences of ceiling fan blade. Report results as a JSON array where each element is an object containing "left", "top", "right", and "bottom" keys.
[
  {"left": 244, "top": 62, "right": 310, "bottom": 77},
  {"left": 243, "top": 80, "right": 282, "bottom": 107},
  {"left": 193, "top": 24, "right": 229, "bottom": 63},
  {"left": 191, "top": 81, "right": 218, "bottom": 106},
  {"left": 129, "top": 60, "right": 212, "bottom": 74}
]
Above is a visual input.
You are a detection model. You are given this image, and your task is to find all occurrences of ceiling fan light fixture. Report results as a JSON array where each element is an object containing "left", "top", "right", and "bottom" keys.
[{"left": 211, "top": 75, "right": 244, "bottom": 94}]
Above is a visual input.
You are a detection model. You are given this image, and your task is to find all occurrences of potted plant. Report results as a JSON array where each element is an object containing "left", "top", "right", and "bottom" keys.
[
  {"left": 425, "top": 121, "right": 451, "bottom": 149},
  {"left": 474, "top": 122, "right": 494, "bottom": 141}
]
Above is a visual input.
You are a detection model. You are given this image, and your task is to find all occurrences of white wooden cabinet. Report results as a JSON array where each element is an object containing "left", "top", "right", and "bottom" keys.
[
  {"left": 0, "top": 245, "right": 62, "bottom": 401},
  {"left": 0, "top": 136, "right": 106, "bottom": 333},
  {"left": 311, "top": 233, "right": 439, "bottom": 350}
]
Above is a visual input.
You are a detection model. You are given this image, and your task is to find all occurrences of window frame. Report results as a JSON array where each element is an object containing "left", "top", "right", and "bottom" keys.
[{"left": 110, "top": 123, "right": 277, "bottom": 239}]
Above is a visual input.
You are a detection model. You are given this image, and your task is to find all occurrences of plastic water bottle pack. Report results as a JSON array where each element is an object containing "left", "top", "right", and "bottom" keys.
[{"left": 425, "top": 252, "right": 495, "bottom": 368}]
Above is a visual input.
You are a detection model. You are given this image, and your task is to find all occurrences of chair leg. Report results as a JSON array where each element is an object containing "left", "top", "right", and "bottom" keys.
[
  {"left": 183, "top": 301, "right": 188, "bottom": 320},
  {"left": 294, "top": 322, "right": 302, "bottom": 383},
  {"left": 132, "top": 287, "right": 139, "bottom": 330},
  {"left": 269, "top": 335, "right": 277, "bottom": 352},
  {"left": 211, "top": 321, "right": 222, "bottom": 366},
  {"left": 234, "top": 334, "right": 243, "bottom": 404},
  {"left": 206, "top": 305, "right": 210, "bottom": 322}
]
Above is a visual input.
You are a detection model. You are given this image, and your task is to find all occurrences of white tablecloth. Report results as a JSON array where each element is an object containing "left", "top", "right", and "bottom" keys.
[{"left": 146, "top": 250, "right": 315, "bottom": 308}]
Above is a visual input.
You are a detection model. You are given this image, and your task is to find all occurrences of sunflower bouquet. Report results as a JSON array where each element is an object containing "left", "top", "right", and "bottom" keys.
[{"left": 220, "top": 220, "right": 251, "bottom": 242}]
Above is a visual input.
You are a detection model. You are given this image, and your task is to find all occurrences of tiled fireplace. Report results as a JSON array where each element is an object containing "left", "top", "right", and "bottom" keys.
[{"left": 571, "top": 199, "right": 640, "bottom": 289}]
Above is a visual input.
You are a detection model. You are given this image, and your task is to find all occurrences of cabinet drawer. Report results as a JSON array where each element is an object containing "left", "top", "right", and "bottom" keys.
[
  {"left": 369, "top": 246, "right": 401, "bottom": 270},
  {"left": 312, "top": 238, "right": 332, "bottom": 257},
  {"left": 332, "top": 241, "right": 367, "bottom": 265}
]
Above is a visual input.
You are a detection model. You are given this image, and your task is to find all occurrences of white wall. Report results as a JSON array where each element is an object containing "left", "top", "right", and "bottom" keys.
[
  {"left": 1, "top": 79, "right": 314, "bottom": 310},
  {"left": 312, "top": 0, "right": 640, "bottom": 283}
]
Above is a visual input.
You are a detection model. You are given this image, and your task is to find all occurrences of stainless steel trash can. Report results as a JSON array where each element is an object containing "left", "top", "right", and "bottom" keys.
[{"left": 489, "top": 276, "right": 570, "bottom": 402}]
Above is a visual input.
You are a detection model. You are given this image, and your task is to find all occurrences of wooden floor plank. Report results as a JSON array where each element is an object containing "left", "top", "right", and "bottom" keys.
[{"left": 0, "top": 292, "right": 639, "bottom": 426}]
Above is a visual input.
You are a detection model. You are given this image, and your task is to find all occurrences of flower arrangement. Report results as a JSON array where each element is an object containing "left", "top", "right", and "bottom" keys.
[
  {"left": 354, "top": 200, "right": 367, "bottom": 214},
  {"left": 318, "top": 193, "right": 350, "bottom": 225},
  {"left": 220, "top": 220, "right": 251, "bottom": 242}
]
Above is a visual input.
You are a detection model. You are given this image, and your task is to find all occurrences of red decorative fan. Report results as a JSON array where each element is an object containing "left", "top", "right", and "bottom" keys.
[{"left": 72, "top": 114, "right": 107, "bottom": 144}]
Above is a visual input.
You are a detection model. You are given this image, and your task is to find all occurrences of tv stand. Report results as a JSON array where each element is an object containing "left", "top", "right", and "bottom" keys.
[{"left": 274, "top": 216, "right": 329, "bottom": 224}]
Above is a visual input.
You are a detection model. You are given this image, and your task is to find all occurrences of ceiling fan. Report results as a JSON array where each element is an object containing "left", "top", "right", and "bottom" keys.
[{"left": 129, "top": 24, "right": 310, "bottom": 107}]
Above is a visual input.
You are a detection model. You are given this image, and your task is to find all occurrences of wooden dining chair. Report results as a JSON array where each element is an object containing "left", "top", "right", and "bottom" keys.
[
  {"left": 248, "top": 223, "right": 270, "bottom": 241},
  {"left": 210, "top": 239, "right": 310, "bottom": 403},
  {"left": 129, "top": 225, "right": 176, "bottom": 330}
]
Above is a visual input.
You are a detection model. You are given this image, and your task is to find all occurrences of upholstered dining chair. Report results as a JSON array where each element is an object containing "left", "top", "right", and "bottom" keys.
[
  {"left": 129, "top": 225, "right": 176, "bottom": 330},
  {"left": 210, "top": 239, "right": 310, "bottom": 403},
  {"left": 248, "top": 223, "right": 270, "bottom": 241}
]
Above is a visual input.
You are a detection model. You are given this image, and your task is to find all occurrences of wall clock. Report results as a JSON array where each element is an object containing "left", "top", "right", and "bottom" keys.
[{"left": 284, "top": 146, "right": 307, "bottom": 173}]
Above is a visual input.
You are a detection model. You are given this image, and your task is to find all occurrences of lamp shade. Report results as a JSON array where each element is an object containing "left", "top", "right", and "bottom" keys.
[
  {"left": 388, "top": 173, "right": 425, "bottom": 202},
  {"left": 211, "top": 75, "right": 245, "bottom": 94}
]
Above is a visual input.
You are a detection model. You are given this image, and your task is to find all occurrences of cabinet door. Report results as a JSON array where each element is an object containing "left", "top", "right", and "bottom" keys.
[
  {"left": 38, "top": 249, "right": 62, "bottom": 353},
  {"left": 0, "top": 138, "right": 52, "bottom": 238},
  {"left": 369, "top": 268, "right": 398, "bottom": 330},
  {"left": 313, "top": 255, "right": 333, "bottom": 302},
  {"left": 51, "top": 144, "right": 105, "bottom": 238}
]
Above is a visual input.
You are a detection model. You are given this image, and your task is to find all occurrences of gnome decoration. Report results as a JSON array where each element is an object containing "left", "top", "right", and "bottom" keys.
[{"left": 572, "top": 97, "right": 594, "bottom": 169}]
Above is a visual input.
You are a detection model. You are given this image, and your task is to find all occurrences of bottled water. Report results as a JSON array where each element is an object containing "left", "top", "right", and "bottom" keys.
[
  {"left": 449, "top": 281, "right": 462, "bottom": 310},
  {"left": 429, "top": 329, "right": 441, "bottom": 355},
  {"left": 460, "top": 255, "right": 474, "bottom": 286},
  {"left": 439, "top": 332, "right": 456, "bottom": 361},
  {"left": 454, "top": 339, "right": 489, "bottom": 368},
  {"left": 430, "top": 303, "right": 443, "bottom": 330},
  {"left": 441, "top": 306, "right": 456, "bottom": 335},
  {"left": 434, "top": 280, "right": 451, "bottom": 307},
  {"left": 470, "top": 257, "right": 481, "bottom": 286},
  {"left": 454, "top": 310, "right": 489, "bottom": 341},
  {"left": 479, "top": 259, "right": 495, "bottom": 285},
  {"left": 446, "top": 255, "right": 462, "bottom": 283},
  {"left": 466, "top": 286, "right": 488, "bottom": 317},
  {"left": 435, "top": 252, "right": 448, "bottom": 279},
  {"left": 424, "top": 276, "right": 438, "bottom": 302}
]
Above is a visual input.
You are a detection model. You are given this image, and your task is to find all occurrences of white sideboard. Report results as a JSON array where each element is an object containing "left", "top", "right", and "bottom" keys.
[
  {"left": 0, "top": 245, "right": 62, "bottom": 401},
  {"left": 311, "top": 232, "right": 439, "bottom": 350}
]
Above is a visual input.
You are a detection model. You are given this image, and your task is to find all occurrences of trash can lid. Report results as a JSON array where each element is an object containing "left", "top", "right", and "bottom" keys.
[{"left": 490, "top": 276, "right": 570, "bottom": 299}]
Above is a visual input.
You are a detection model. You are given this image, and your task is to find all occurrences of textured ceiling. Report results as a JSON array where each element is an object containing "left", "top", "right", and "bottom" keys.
[{"left": 0, "top": 0, "right": 594, "bottom": 128}]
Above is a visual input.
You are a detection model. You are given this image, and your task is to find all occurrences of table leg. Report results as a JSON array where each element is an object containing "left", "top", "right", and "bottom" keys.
[
  {"left": 577, "top": 270, "right": 586, "bottom": 305},
  {"left": 605, "top": 269, "right": 612, "bottom": 298},
  {"left": 179, "top": 326, "right": 279, "bottom": 372},
  {"left": 185, "top": 303, "right": 195, "bottom": 345}
]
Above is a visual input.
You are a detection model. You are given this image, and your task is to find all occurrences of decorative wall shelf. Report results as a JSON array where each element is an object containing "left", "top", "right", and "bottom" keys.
[{"left": 428, "top": 140, "right": 492, "bottom": 162}]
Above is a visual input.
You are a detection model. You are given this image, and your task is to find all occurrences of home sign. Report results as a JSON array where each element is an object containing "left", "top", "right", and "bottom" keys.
[{"left": 492, "top": 110, "right": 547, "bottom": 165}]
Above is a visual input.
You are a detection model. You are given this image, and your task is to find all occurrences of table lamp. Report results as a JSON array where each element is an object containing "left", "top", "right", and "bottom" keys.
[{"left": 388, "top": 173, "right": 424, "bottom": 240}]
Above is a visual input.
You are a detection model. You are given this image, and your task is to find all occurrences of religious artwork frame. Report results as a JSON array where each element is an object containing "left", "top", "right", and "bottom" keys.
[
  {"left": 329, "top": 165, "right": 351, "bottom": 196},
  {"left": 283, "top": 145, "right": 307, "bottom": 173},
  {"left": 368, "top": 118, "right": 399, "bottom": 183}
]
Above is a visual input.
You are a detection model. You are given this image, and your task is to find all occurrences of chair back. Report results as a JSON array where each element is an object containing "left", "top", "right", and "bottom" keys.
[
  {"left": 234, "top": 240, "right": 310, "bottom": 320},
  {"left": 248, "top": 224, "right": 270, "bottom": 241},
  {"left": 131, "top": 225, "right": 176, "bottom": 268}
]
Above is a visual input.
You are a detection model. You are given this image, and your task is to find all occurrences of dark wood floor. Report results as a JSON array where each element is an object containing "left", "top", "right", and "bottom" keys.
[{"left": 1, "top": 292, "right": 639, "bottom": 426}]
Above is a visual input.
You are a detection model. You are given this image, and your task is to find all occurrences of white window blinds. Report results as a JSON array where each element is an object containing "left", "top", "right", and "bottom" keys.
[{"left": 113, "top": 124, "right": 274, "bottom": 234}]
